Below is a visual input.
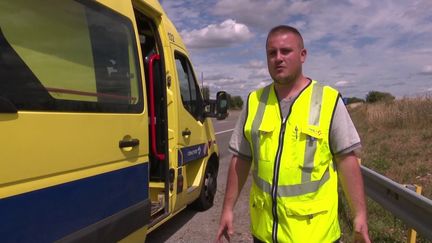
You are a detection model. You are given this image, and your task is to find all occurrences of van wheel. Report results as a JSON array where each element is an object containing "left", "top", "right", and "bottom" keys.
[{"left": 190, "top": 161, "right": 217, "bottom": 211}]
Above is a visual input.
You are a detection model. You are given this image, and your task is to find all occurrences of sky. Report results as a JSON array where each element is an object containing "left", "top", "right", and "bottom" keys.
[{"left": 160, "top": 0, "right": 432, "bottom": 100}]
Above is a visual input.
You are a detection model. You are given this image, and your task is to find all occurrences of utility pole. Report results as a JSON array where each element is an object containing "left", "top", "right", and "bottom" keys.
[{"left": 201, "top": 72, "right": 204, "bottom": 89}]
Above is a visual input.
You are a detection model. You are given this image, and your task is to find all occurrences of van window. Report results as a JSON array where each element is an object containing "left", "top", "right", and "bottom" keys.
[
  {"left": 174, "top": 53, "right": 203, "bottom": 121},
  {"left": 0, "top": 0, "right": 142, "bottom": 113}
]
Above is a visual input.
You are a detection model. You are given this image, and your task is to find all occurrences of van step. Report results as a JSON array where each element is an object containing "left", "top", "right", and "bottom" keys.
[
  {"left": 151, "top": 202, "right": 164, "bottom": 216},
  {"left": 151, "top": 193, "right": 165, "bottom": 216},
  {"left": 187, "top": 186, "right": 198, "bottom": 193}
]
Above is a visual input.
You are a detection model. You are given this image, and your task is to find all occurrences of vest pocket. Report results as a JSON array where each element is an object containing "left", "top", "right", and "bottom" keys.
[
  {"left": 258, "top": 122, "right": 275, "bottom": 162},
  {"left": 295, "top": 125, "right": 330, "bottom": 172},
  {"left": 283, "top": 199, "right": 329, "bottom": 218},
  {"left": 250, "top": 194, "right": 272, "bottom": 237}
]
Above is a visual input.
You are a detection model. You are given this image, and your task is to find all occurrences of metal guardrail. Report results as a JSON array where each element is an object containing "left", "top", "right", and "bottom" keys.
[{"left": 361, "top": 166, "right": 432, "bottom": 239}]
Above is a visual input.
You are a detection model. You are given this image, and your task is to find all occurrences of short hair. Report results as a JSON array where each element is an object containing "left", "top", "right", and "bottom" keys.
[{"left": 266, "top": 25, "right": 304, "bottom": 48}]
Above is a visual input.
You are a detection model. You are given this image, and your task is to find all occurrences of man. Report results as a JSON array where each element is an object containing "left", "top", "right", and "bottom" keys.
[{"left": 215, "top": 25, "right": 370, "bottom": 243}]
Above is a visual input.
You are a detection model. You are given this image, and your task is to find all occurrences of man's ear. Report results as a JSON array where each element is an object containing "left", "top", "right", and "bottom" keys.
[{"left": 301, "top": 48, "right": 307, "bottom": 63}]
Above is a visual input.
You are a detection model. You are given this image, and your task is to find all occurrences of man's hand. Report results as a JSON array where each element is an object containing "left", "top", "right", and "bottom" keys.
[
  {"left": 215, "top": 209, "right": 234, "bottom": 243},
  {"left": 336, "top": 152, "right": 371, "bottom": 243},
  {"left": 353, "top": 214, "right": 371, "bottom": 243},
  {"left": 215, "top": 155, "right": 251, "bottom": 242}
]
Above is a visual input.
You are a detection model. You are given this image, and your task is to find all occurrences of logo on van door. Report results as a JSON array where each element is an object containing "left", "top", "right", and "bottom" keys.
[
  {"left": 178, "top": 143, "right": 208, "bottom": 166},
  {"left": 168, "top": 32, "right": 175, "bottom": 43}
]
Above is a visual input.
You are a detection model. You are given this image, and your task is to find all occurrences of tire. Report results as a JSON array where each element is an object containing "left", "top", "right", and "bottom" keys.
[{"left": 190, "top": 161, "right": 218, "bottom": 211}]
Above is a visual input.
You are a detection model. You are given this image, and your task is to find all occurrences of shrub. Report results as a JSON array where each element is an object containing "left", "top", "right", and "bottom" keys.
[{"left": 365, "top": 91, "right": 395, "bottom": 103}]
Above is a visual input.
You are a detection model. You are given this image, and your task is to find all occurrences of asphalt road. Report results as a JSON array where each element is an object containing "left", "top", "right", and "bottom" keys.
[{"left": 146, "top": 111, "right": 253, "bottom": 243}]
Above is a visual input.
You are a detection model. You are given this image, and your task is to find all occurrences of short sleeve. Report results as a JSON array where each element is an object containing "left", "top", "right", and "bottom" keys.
[
  {"left": 330, "top": 98, "right": 361, "bottom": 156},
  {"left": 228, "top": 105, "right": 253, "bottom": 162}
]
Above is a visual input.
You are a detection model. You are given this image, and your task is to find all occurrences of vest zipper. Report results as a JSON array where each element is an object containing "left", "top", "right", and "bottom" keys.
[{"left": 271, "top": 119, "right": 287, "bottom": 243}]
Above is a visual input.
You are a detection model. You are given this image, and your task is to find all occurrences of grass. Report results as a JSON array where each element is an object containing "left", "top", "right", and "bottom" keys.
[{"left": 339, "top": 97, "right": 432, "bottom": 243}]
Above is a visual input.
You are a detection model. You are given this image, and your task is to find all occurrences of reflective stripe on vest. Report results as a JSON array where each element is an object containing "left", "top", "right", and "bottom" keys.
[
  {"left": 251, "top": 85, "right": 271, "bottom": 175},
  {"left": 252, "top": 167, "right": 330, "bottom": 197},
  {"left": 250, "top": 83, "right": 329, "bottom": 196},
  {"left": 302, "top": 83, "right": 324, "bottom": 182}
]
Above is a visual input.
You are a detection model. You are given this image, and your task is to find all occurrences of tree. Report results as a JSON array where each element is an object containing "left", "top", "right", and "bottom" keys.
[
  {"left": 231, "top": 96, "right": 244, "bottom": 109},
  {"left": 365, "top": 91, "right": 395, "bottom": 103},
  {"left": 345, "top": 97, "right": 365, "bottom": 104},
  {"left": 225, "top": 93, "right": 244, "bottom": 110}
]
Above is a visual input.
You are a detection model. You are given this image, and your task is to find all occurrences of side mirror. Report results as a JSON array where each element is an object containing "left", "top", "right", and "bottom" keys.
[
  {"left": 204, "top": 91, "right": 228, "bottom": 120},
  {"left": 215, "top": 91, "right": 228, "bottom": 120}
]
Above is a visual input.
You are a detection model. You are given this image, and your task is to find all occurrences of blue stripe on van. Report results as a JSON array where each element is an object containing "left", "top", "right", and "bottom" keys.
[
  {"left": 178, "top": 143, "right": 208, "bottom": 166},
  {"left": 0, "top": 163, "right": 149, "bottom": 243}
]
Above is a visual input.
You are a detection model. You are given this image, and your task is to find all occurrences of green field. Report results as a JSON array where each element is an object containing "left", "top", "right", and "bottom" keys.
[{"left": 340, "top": 98, "right": 432, "bottom": 242}]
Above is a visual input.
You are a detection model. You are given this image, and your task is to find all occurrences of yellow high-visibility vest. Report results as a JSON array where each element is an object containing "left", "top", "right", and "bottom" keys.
[{"left": 244, "top": 80, "right": 341, "bottom": 242}]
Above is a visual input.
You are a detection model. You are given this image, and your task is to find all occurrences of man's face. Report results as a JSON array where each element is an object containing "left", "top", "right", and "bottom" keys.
[{"left": 266, "top": 32, "right": 306, "bottom": 85}]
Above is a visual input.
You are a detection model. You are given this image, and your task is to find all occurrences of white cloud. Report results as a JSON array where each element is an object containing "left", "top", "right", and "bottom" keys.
[
  {"left": 205, "top": 74, "right": 234, "bottom": 81},
  {"left": 192, "top": 60, "right": 269, "bottom": 99},
  {"left": 243, "top": 60, "right": 265, "bottom": 69},
  {"left": 180, "top": 19, "right": 253, "bottom": 49},
  {"left": 160, "top": 1, "right": 200, "bottom": 29},
  {"left": 420, "top": 65, "right": 432, "bottom": 75},
  {"left": 248, "top": 68, "right": 270, "bottom": 80},
  {"left": 239, "top": 60, "right": 269, "bottom": 79},
  {"left": 258, "top": 81, "right": 270, "bottom": 88},
  {"left": 335, "top": 80, "right": 355, "bottom": 87},
  {"left": 213, "top": 0, "right": 290, "bottom": 30}
]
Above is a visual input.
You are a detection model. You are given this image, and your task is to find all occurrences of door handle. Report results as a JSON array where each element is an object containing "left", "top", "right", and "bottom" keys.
[
  {"left": 119, "top": 138, "right": 140, "bottom": 148},
  {"left": 182, "top": 129, "right": 191, "bottom": 137},
  {"left": 148, "top": 54, "right": 165, "bottom": 161}
]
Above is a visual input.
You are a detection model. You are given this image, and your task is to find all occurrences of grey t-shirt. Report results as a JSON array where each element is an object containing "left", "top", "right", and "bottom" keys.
[{"left": 228, "top": 96, "right": 361, "bottom": 162}]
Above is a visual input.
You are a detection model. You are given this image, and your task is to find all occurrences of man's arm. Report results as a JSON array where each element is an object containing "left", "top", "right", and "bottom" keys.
[
  {"left": 215, "top": 155, "right": 251, "bottom": 243},
  {"left": 336, "top": 151, "right": 371, "bottom": 243}
]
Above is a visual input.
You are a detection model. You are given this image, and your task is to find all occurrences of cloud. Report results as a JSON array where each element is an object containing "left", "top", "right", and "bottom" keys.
[
  {"left": 160, "top": 1, "right": 200, "bottom": 29},
  {"left": 419, "top": 65, "right": 432, "bottom": 75},
  {"left": 213, "top": 0, "right": 286, "bottom": 30},
  {"left": 243, "top": 60, "right": 266, "bottom": 69},
  {"left": 388, "top": 82, "right": 406, "bottom": 87},
  {"left": 180, "top": 19, "right": 253, "bottom": 49},
  {"left": 335, "top": 80, "right": 356, "bottom": 88},
  {"left": 205, "top": 74, "right": 234, "bottom": 81},
  {"left": 238, "top": 60, "right": 269, "bottom": 79},
  {"left": 248, "top": 68, "right": 270, "bottom": 80},
  {"left": 258, "top": 81, "right": 271, "bottom": 88}
]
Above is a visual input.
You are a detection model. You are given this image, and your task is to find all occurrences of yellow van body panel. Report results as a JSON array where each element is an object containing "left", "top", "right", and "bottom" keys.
[{"left": 0, "top": 112, "right": 149, "bottom": 197}]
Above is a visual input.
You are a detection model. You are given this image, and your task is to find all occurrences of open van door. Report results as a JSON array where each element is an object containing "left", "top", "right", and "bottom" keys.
[{"left": 133, "top": 3, "right": 173, "bottom": 228}]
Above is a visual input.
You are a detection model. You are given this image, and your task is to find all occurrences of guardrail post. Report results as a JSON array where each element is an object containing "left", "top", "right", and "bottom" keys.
[{"left": 405, "top": 184, "right": 422, "bottom": 243}]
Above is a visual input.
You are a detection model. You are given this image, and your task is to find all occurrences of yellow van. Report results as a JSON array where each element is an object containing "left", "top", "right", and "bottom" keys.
[{"left": 0, "top": 0, "right": 227, "bottom": 242}]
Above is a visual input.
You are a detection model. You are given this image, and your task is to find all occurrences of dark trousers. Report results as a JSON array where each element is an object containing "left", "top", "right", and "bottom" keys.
[{"left": 253, "top": 236, "right": 340, "bottom": 243}]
